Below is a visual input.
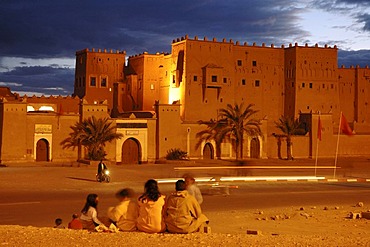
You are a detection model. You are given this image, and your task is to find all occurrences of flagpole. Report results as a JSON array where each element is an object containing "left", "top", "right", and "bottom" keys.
[
  {"left": 314, "top": 136, "right": 319, "bottom": 176},
  {"left": 314, "top": 114, "right": 321, "bottom": 177},
  {"left": 334, "top": 112, "right": 342, "bottom": 178}
]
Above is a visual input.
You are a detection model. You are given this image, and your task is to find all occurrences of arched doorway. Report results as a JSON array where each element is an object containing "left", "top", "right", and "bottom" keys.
[
  {"left": 203, "top": 143, "right": 214, "bottom": 159},
  {"left": 36, "top": 139, "right": 49, "bottom": 161},
  {"left": 121, "top": 138, "right": 141, "bottom": 164},
  {"left": 250, "top": 138, "right": 260, "bottom": 159}
]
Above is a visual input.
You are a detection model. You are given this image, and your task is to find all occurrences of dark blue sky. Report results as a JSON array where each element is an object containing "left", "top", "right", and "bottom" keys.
[{"left": 0, "top": 0, "right": 369, "bottom": 96}]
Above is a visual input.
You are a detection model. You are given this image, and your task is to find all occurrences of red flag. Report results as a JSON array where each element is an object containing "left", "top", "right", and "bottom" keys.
[
  {"left": 340, "top": 113, "right": 353, "bottom": 136},
  {"left": 317, "top": 116, "right": 322, "bottom": 141}
]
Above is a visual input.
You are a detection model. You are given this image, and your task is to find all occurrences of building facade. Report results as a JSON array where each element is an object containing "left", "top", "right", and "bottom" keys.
[{"left": 0, "top": 35, "right": 369, "bottom": 164}]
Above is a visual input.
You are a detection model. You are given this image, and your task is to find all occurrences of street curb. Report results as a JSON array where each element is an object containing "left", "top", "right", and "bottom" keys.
[{"left": 157, "top": 177, "right": 370, "bottom": 183}]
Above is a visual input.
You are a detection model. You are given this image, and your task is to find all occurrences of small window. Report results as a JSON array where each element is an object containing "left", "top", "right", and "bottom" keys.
[
  {"left": 331, "top": 84, "right": 334, "bottom": 89},
  {"left": 223, "top": 78, "right": 227, "bottom": 83},
  {"left": 90, "top": 77, "right": 96, "bottom": 87},
  {"left": 302, "top": 82, "right": 305, "bottom": 88},
  {"left": 322, "top": 84, "right": 325, "bottom": 88},
  {"left": 101, "top": 78, "right": 107, "bottom": 87},
  {"left": 172, "top": 75, "right": 176, "bottom": 84},
  {"left": 309, "top": 83, "right": 313, "bottom": 88},
  {"left": 242, "top": 79, "right": 246, "bottom": 85},
  {"left": 211, "top": 75, "right": 217, "bottom": 82},
  {"left": 193, "top": 75, "right": 198, "bottom": 82},
  {"left": 255, "top": 80, "right": 260, "bottom": 87},
  {"left": 237, "top": 60, "right": 242, "bottom": 66},
  {"left": 150, "top": 84, "right": 154, "bottom": 90},
  {"left": 252, "top": 61, "right": 257, "bottom": 66}
]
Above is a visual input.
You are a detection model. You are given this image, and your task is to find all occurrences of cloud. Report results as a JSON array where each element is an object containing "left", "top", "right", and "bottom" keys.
[
  {"left": 0, "top": 0, "right": 368, "bottom": 96},
  {"left": 0, "top": 82, "right": 23, "bottom": 87},
  {"left": 0, "top": 0, "right": 309, "bottom": 59},
  {"left": 338, "top": 49, "right": 370, "bottom": 67},
  {"left": 0, "top": 66, "right": 74, "bottom": 96},
  {"left": 311, "top": 0, "right": 370, "bottom": 33},
  {"left": 357, "top": 13, "right": 370, "bottom": 31}
]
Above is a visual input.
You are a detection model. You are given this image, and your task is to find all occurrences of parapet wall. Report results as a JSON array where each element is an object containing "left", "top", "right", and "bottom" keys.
[
  {"left": 171, "top": 34, "right": 338, "bottom": 50},
  {"left": 76, "top": 48, "right": 126, "bottom": 55}
]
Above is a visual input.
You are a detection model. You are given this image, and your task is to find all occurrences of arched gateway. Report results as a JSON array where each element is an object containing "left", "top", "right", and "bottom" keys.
[
  {"left": 121, "top": 138, "right": 141, "bottom": 164},
  {"left": 36, "top": 139, "right": 49, "bottom": 161},
  {"left": 250, "top": 137, "right": 260, "bottom": 159},
  {"left": 203, "top": 142, "right": 214, "bottom": 159}
]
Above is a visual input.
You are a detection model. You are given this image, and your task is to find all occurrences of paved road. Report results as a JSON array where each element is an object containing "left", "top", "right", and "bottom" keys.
[{"left": 1, "top": 158, "right": 370, "bottom": 228}]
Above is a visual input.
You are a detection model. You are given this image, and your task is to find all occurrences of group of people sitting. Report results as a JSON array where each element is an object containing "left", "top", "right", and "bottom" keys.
[{"left": 62, "top": 175, "right": 208, "bottom": 234}]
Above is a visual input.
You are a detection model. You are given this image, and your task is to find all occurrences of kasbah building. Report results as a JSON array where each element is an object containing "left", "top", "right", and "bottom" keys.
[{"left": 0, "top": 34, "right": 369, "bottom": 165}]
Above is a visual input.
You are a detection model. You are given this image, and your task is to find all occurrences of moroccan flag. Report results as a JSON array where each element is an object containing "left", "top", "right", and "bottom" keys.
[
  {"left": 340, "top": 113, "right": 353, "bottom": 136},
  {"left": 317, "top": 116, "right": 322, "bottom": 141}
]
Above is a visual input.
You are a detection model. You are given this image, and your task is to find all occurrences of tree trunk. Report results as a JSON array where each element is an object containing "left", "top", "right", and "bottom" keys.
[
  {"left": 286, "top": 136, "right": 293, "bottom": 160},
  {"left": 277, "top": 137, "right": 282, "bottom": 159},
  {"left": 240, "top": 135, "right": 244, "bottom": 160},
  {"left": 235, "top": 140, "right": 239, "bottom": 161}
]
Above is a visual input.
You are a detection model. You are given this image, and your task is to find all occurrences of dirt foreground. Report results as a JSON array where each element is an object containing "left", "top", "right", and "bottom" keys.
[{"left": 1, "top": 203, "right": 369, "bottom": 247}]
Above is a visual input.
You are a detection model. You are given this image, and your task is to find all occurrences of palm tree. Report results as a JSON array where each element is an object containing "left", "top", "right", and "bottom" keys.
[
  {"left": 217, "top": 103, "right": 262, "bottom": 160},
  {"left": 60, "top": 116, "right": 123, "bottom": 161},
  {"left": 195, "top": 119, "right": 226, "bottom": 159},
  {"left": 275, "top": 115, "right": 301, "bottom": 160}
]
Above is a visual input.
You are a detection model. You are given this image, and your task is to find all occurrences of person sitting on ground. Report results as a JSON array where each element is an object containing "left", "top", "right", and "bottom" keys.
[
  {"left": 137, "top": 179, "right": 166, "bottom": 233},
  {"left": 165, "top": 180, "right": 209, "bottom": 234},
  {"left": 54, "top": 218, "right": 65, "bottom": 228},
  {"left": 80, "top": 193, "right": 107, "bottom": 231},
  {"left": 68, "top": 213, "right": 83, "bottom": 230},
  {"left": 184, "top": 174, "right": 203, "bottom": 205},
  {"left": 107, "top": 188, "right": 138, "bottom": 231}
]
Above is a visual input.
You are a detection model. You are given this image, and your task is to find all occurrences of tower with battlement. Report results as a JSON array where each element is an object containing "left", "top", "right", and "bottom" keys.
[{"left": 74, "top": 48, "right": 126, "bottom": 116}]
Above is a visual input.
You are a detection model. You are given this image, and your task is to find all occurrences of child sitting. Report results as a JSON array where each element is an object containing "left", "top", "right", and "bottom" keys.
[
  {"left": 54, "top": 218, "right": 65, "bottom": 229},
  {"left": 68, "top": 214, "right": 83, "bottom": 230}
]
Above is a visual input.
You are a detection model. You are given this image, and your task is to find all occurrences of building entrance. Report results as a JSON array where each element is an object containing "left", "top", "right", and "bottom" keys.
[
  {"left": 250, "top": 138, "right": 260, "bottom": 158},
  {"left": 36, "top": 139, "right": 49, "bottom": 161},
  {"left": 121, "top": 138, "right": 141, "bottom": 164},
  {"left": 203, "top": 143, "right": 214, "bottom": 159}
]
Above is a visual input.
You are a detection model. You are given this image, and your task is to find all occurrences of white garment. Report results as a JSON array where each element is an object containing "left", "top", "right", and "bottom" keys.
[
  {"left": 187, "top": 184, "right": 203, "bottom": 204},
  {"left": 80, "top": 206, "right": 103, "bottom": 225}
]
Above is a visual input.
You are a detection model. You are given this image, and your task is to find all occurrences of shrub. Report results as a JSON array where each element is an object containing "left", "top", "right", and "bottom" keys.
[{"left": 166, "top": 148, "right": 188, "bottom": 160}]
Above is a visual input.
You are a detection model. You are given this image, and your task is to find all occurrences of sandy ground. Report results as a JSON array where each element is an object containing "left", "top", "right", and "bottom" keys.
[
  {"left": 1, "top": 203, "right": 369, "bottom": 247},
  {"left": 2, "top": 158, "right": 370, "bottom": 246}
]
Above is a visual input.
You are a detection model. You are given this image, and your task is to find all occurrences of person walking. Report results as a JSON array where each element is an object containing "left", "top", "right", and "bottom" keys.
[{"left": 184, "top": 174, "right": 203, "bottom": 205}]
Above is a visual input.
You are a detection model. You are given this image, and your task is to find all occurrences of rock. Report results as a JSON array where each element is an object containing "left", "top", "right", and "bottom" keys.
[
  {"left": 246, "top": 230, "right": 262, "bottom": 235},
  {"left": 300, "top": 207, "right": 305, "bottom": 211},
  {"left": 356, "top": 202, "right": 364, "bottom": 207},
  {"left": 349, "top": 212, "right": 362, "bottom": 219},
  {"left": 323, "top": 206, "right": 329, "bottom": 210},
  {"left": 361, "top": 212, "right": 370, "bottom": 219},
  {"left": 300, "top": 212, "right": 310, "bottom": 219}
]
